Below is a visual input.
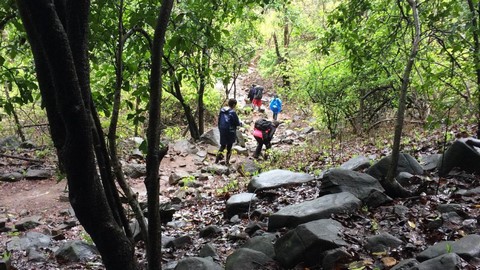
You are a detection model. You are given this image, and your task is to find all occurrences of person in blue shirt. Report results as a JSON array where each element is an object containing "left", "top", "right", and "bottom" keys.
[{"left": 269, "top": 94, "right": 282, "bottom": 121}]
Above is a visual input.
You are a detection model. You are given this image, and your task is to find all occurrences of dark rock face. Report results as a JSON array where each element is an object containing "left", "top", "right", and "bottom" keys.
[
  {"left": 54, "top": 240, "right": 99, "bottom": 263},
  {"left": 225, "top": 193, "right": 258, "bottom": 219},
  {"left": 340, "top": 156, "right": 371, "bottom": 171},
  {"left": 364, "top": 233, "right": 403, "bottom": 253},
  {"left": 225, "top": 248, "right": 275, "bottom": 270},
  {"left": 320, "top": 168, "right": 392, "bottom": 207},
  {"left": 268, "top": 192, "right": 361, "bottom": 231},
  {"left": 416, "top": 234, "right": 480, "bottom": 261},
  {"left": 174, "top": 257, "right": 222, "bottom": 270},
  {"left": 437, "top": 139, "right": 480, "bottom": 176},
  {"left": 274, "top": 219, "right": 347, "bottom": 268},
  {"left": 366, "top": 153, "right": 424, "bottom": 180}
]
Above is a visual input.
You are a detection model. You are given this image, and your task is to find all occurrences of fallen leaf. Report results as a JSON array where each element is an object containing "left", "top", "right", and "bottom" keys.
[
  {"left": 408, "top": 220, "right": 416, "bottom": 228},
  {"left": 381, "top": 257, "right": 397, "bottom": 267}
]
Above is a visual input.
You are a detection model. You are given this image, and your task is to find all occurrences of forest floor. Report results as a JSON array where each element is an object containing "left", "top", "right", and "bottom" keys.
[{"left": 1, "top": 67, "right": 480, "bottom": 269}]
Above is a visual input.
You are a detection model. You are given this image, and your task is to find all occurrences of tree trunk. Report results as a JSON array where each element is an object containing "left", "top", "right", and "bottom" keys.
[
  {"left": 16, "top": 1, "right": 136, "bottom": 269},
  {"left": 198, "top": 46, "right": 209, "bottom": 135},
  {"left": 467, "top": 0, "right": 480, "bottom": 138},
  {"left": 169, "top": 70, "right": 201, "bottom": 140},
  {"left": 145, "top": 0, "right": 173, "bottom": 269},
  {"left": 384, "top": 0, "right": 421, "bottom": 197}
]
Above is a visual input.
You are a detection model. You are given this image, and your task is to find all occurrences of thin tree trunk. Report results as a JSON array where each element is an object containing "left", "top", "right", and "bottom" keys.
[
  {"left": 384, "top": 0, "right": 420, "bottom": 197},
  {"left": 16, "top": 1, "right": 136, "bottom": 268},
  {"left": 145, "top": 0, "right": 173, "bottom": 269},
  {"left": 108, "top": 0, "right": 148, "bottom": 244},
  {"left": 3, "top": 82, "right": 26, "bottom": 142},
  {"left": 467, "top": 0, "right": 480, "bottom": 138}
]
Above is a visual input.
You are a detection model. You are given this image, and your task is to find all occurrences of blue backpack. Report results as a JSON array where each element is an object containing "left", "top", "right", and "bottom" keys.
[
  {"left": 270, "top": 98, "right": 281, "bottom": 113},
  {"left": 218, "top": 109, "right": 233, "bottom": 130}
]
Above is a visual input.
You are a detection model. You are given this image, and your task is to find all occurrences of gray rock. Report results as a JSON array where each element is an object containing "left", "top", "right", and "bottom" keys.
[
  {"left": 241, "top": 234, "right": 276, "bottom": 258},
  {"left": 367, "top": 153, "right": 424, "bottom": 180},
  {"left": 200, "top": 128, "right": 245, "bottom": 148},
  {"left": 54, "top": 240, "right": 98, "bottom": 263},
  {"left": 390, "top": 258, "right": 419, "bottom": 270},
  {"left": 165, "top": 235, "right": 193, "bottom": 249},
  {"left": 172, "top": 140, "right": 196, "bottom": 154},
  {"left": 416, "top": 253, "right": 464, "bottom": 270},
  {"left": 396, "top": 172, "right": 414, "bottom": 186},
  {"left": 268, "top": 192, "right": 361, "bottom": 231},
  {"left": 232, "top": 145, "right": 248, "bottom": 156},
  {"left": 27, "top": 247, "right": 46, "bottom": 262},
  {"left": 417, "top": 234, "right": 480, "bottom": 261},
  {"left": 438, "top": 138, "right": 480, "bottom": 176},
  {"left": 365, "top": 233, "right": 403, "bottom": 253},
  {"left": 340, "top": 156, "right": 371, "bottom": 171},
  {"left": 199, "top": 225, "right": 222, "bottom": 238},
  {"left": 225, "top": 248, "right": 275, "bottom": 270},
  {"left": 226, "top": 193, "right": 258, "bottom": 219},
  {"left": 174, "top": 257, "right": 222, "bottom": 270},
  {"left": 123, "top": 163, "right": 147, "bottom": 178},
  {"left": 6, "top": 232, "right": 51, "bottom": 252},
  {"left": 274, "top": 219, "right": 347, "bottom": 268},
  {"left": 420, "top": 154, "right": 441, "bottom": 171},
  {"left": 169, "top": 171, "right": 191, "bottom": 185},
  {"left": 198, "top": 243, "right": 218, "bottom": 258},
  {"left": 457, "top": 187, "right": 480, "bottom": 196},
  {"left": 320, "top": 169, "right": 391, "bottom": 208},
  {"left": 201, "top": 164, "right": 230, "bottom": 176},
  {"left": 237, "top": 159, "right": 260, "bottom": 177},
  {"left": 247, "top": 169, "right": 315, "bottom": 192},
  {"left": 24, "top": 169, "right": 52, "bottom": 180},
  {"left": 0, "top": 172, "right": 23, "bottom": 182},
  {"left": 301, "top": 126, "right": 314, "bottom": 134},
  {"left": 15, "top": 215, "right": 42, "bottom": 231},
  {"left": 322, "top": 248, "right": 352, "bottom": 270}
]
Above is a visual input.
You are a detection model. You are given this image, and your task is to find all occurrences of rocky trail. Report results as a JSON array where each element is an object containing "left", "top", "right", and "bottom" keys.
[{"left": 1, "top": 70, "right": 480, "bottom": 269}]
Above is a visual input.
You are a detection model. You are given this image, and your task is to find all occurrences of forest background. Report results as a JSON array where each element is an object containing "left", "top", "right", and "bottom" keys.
[{"left": 1, "top": 0, "right": 479, "bottom": 269}]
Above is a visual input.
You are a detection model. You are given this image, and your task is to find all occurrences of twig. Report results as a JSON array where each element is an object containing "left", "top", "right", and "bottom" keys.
[{"left": 0, "top": 153, "right": 43, "bottom": 163}]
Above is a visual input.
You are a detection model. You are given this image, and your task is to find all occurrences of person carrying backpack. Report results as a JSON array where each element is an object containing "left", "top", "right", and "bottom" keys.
[
  {"left": 247, "top": 84, "right": 257, "bottom": 106},
  {"left": 252, "top": 85, "right": 264, "bottom": 111},
  {"left": 269, "top": 94, "right": 282, "bottom": 121},
  {"left": 216, "top": 98, "right": 242, "bottom": 165},
  {"left": 252, "top": 119, "right": 280, "bottom": 159}
]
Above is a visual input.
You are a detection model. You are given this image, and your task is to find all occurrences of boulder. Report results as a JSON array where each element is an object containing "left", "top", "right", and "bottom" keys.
[
  {"left": 165, "top": 235, "right": 193, "bottom": 249},
  {"left": 198, "top": 243, "right": 218, "bottom": 259},
  {"left": 24, "top": 169, "right": 52, "bottom": 180},
  {"left": 225, "top": 193, "right": 258, "bottom": 219},
  {"left": 174, "top": 257, "right": 222, "bottom": 270},
  {"left": 201, "top": 164, "right": 230, "bottom": 176},
  {"left": 391, "top": 258, "right": 419, "bottom": 270},
  {"left": 169, "top": 171, "right": 191, "bottom": 185},
  {"left": 225, "top": 248, "right": 275, "bottom": 270},
  {"left": 416, "top": 253, "right": 465, "bottom": 270},
  {"left": 199, "top": 225, "right": 222, "bottom": 238},
  {"left": 322, "top": 248, "right": 352, "bottom": 270},
  {"left": 438, "top": 138, "right": 480, "bottom": 176},
  {"left": 417, "top": 234, "right": 480, "bottom": 261},
  {"left": 123, "top": 163, "right": 147, "bottom": 178},
  {"left": 268, "top": 192, "right": 361, "bottom": 231},
  {"left": 247, "top": 169, "right": 315, "bottom": 192},
  {"left": 200, "top": 128, "right": 245, "bottom": 148},
  {"left": 420, "top": 154, "right": 441, "bottom": 171},
  {"left": 0, "top": 172, "right": 23, "bottom": 182},
  {"left": 14, "top": 215, "right": 42, "bottom": 231},
  {"left": 319, "top": 169, "right": 392, "bottom": 207},
  {"left": 366, "top": 153, "right": 424, "bottom": 180},
  {"left": 241, "top": 234, "right": 276, "bottom": 258},
  {"left": 6, "top": 232, "right": 51, "bottom": 252},
  {"left": 237, "top": 159, "right": 261, "bottom": 177},
  {"left": 54, "top": 240, "right": 98, "bottom": 263},
  {"left": 274, "top": 219, "right": 347, "bottom": 268},
  {"left": 340, "top": 156, "right": 371, "bottom": 171},
  {"left": 365, "top": 233, "right": 403, "bottom": 253}
]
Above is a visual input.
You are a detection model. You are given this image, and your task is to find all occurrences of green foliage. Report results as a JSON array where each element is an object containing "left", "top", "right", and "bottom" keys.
[{"left": 80, "top": 230, "right": 94, "bottom": 245}]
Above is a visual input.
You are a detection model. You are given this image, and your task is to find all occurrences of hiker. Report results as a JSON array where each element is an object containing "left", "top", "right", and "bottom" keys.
[
  {"left": 216, "top": 98, "right": 242, "bottom": 165},
  {"left": 269, "top": 94, "right": 282, "bottom": 121},
  {"left": 247, "top": 84, "right": 257, "bottom": 106},
  {"left": 252, "top": 85, "right": 264, "bottom": 111},
  {"left": 252, "top": 119, "right": 280, "bottom": 159}
]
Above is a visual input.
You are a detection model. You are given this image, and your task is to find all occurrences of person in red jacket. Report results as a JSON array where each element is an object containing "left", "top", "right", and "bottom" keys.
[{"left": 252, "top": 119, "right": 280, "bottom": 159}]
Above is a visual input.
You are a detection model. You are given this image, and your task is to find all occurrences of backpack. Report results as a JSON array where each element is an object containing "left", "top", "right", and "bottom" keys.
[
  {"left": 218, "top": 109, "right": 233, "bottom": 130},
  {"left": 254, "top": 86, "right": 263, "bottom": 99},
  {"left": 270, "top": 98, "right": 281, "bottom": 112},
  {"left": 254, "top": 119, "right": 271, "bottom": 131}
]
